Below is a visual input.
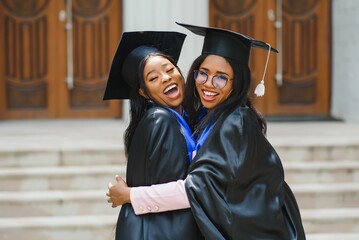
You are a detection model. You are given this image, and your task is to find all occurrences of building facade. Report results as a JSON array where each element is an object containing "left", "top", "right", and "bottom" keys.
[{"left": 1, "top": 0, "right": 358, "bottom": 122}]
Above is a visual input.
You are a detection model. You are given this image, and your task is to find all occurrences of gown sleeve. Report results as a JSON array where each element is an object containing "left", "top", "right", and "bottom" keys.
[{"left": 130, "top": 179, "right": 190, "bottom": 215}]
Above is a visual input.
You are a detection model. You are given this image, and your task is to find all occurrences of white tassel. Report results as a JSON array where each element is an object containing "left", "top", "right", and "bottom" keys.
[
  {"left": 254, "top": 44, "right": 271, "bottom": 97},
  {"left": 254, "top": 80, "right": 265, "bottom": 97}
]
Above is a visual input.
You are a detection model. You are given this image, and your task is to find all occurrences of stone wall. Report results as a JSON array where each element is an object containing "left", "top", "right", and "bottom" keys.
[{"left": 332, "top": 0, "right": 359, "bottom": 122}]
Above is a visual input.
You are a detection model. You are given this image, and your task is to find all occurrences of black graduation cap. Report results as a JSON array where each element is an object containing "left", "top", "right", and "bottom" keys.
[
  {"left": 176, "top": 22, "right": 278, "bottom": 66},
  {"left": 176, "top": 22, "right": 278, "bottom": 97},
  {"left": 103, "top": 31, "right": 186, "bottom": 100}
]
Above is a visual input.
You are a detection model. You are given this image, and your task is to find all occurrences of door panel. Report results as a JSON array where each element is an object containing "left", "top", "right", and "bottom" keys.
[
  {"left": 58, "top": 0, "right": 122, "bottom": 118},
  {"left": 266, "top": 0, "right": 330, "bottom": 116},
  {"left": 0, "top": 0, "right": 58, "bottom": 118},
  {"left": 0, "top": 0, "right": 122, "bottom": 119},
  {"left": 209, "top": 0, "right": 331, "bottom": 117}
]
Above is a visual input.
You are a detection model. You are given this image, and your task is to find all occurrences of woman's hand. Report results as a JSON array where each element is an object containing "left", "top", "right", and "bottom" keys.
[{"left": 106, "top": 175, "right": 131, "bottom": 208}]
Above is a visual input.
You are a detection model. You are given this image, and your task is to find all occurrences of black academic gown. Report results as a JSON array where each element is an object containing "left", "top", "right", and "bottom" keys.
[
  {"left": 185, "top": 105, "right": 306, "bottom": 240},
  {"left": 116, "top": 105, "right": 203, "bottom": 240}
]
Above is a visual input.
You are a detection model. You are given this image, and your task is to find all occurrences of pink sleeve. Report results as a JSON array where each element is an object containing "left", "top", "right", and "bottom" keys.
[{"left": 130, "top": 179, "right": 190, "bottom": 215}]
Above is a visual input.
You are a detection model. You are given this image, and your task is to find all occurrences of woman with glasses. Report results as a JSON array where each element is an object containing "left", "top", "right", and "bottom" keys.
[{"left": 108, "top": 23, "right": 306, "bottom": 240}]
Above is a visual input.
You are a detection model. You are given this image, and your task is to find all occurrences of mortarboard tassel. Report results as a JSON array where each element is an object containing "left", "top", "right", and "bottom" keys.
[
  {"left": 254, "top": 80, "right": 265, "bottom": 97},
  {"left": 254, "top": 44, "right": 272, "bottom": 97}
]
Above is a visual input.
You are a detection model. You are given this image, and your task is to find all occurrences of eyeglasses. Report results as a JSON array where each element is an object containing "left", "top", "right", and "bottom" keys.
[{"left": 193, "top": 70, "right": 232, "bottom": 89}]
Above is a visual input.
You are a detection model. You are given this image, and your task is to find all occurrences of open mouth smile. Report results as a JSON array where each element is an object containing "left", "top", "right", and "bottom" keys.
[
  {"left": 164, "top": 83, "right": 180, "bottom": 98},
  {"left": 201, "top": 89, "right": 218, "bottom": 101}
]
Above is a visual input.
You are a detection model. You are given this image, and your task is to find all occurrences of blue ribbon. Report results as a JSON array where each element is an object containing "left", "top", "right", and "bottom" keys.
[
  {"left": 165, "top": 107, "right": 196, "bottom": 163},
  {"left": 192, "top": 122, "right": 215, "bottom": 159}
]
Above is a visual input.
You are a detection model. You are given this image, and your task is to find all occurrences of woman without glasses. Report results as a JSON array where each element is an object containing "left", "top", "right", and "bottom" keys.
[{"left": 104, "top": 31, "right": 203, "bottom": 240}]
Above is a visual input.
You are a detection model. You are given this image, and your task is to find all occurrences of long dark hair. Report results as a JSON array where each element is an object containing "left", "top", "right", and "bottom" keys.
[
  {"left": 183, "top": 54, "right": 267, "bottom": 136},
  {"left": 124, "top": 53, "right": 183, "bottom": 155}
]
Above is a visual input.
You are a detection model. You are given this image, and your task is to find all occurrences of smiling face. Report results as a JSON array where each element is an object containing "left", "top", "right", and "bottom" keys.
[
  {"left": 139, "top": 55, "right": 185, "bottom": 111},
  {"left": 195, "top": 55, "right": 234, "bottom": 110}
]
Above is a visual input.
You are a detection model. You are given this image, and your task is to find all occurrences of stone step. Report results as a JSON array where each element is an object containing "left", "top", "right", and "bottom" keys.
[
  {"left": 0, "top": 145, "right": 358, "bottom": 168},
  {"left": 274, "top": 145, "right": 359, "bottom": 162},
  {"left": 0, "top": 190, "right": 117, "bottom": 217},
  {"left": 306, "top": 233, "right": 359, "bottom": 240},
  {"left": 1, "top": 160, "right": 358, "bottom": 191},
  {"left": 301, "top": 208, "right": 359, "bottom": 233},
  {"left": 0, "top": 178, "right": 357, "bottom": 215},
  {"left": 1, "top": 182, "right": 358, "bottom": 218},
  {"left": 284, "top": 161, "right": 359, "bottom": 184},
  {"left": 0, "top": 214, "right": 117, "bottom": 240},
  {"left": 291, "top": 182, "right": 359, "bottom": 209},
  {"left": 1, "top": 209, "right": 359, "bottom": 239},
  {"left": 0, "top": 165, "right": 126, "bottom": 191},
  {"left": 0, "top": 149, "right": 126, "bottom": 168}
]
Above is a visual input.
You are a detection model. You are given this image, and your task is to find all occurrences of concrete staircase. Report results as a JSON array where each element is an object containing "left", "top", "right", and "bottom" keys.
[
  {"left": 0, "top": 120, "right": 359, "bottom": 239},
  {"left": 268, "top": 122, "right": 359, "bottom": 240},
  {"left": 0, "top": 119, "right": 125, "bottom": 240},
  {"left": 0, "top": 149, "right": 127, "bottom": 240},
  {"left": 284, "top": 160, "right": 359, "bottom": 239}
]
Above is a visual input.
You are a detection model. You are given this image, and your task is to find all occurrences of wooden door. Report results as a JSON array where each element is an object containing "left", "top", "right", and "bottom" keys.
[
  {"left": 58, "top": 0, "right": 122, "bottom": 118},
  {"left": 0, "top": 0, "right": 59, "bottom": 118},
  {"left": 209, "top": 0, "right": 331, "bottom": 118},
  {"left": 0, "top": 0, "right": 122, "bottom": 119}
]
